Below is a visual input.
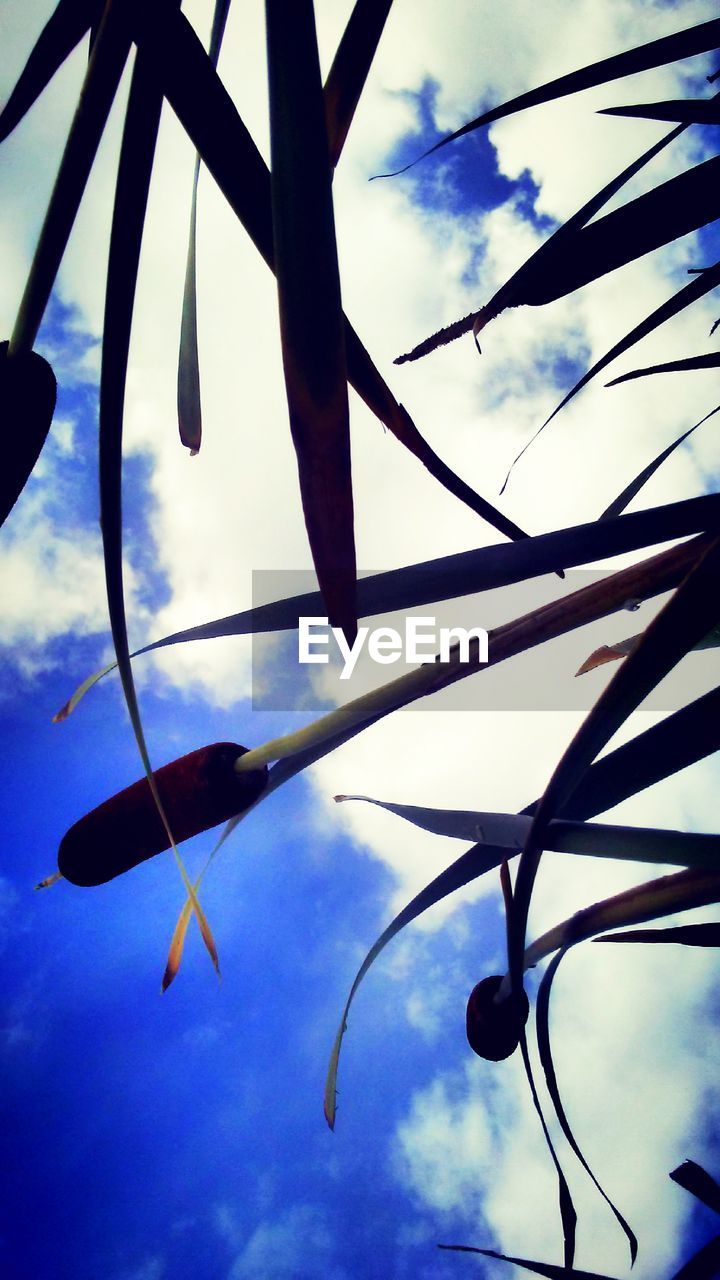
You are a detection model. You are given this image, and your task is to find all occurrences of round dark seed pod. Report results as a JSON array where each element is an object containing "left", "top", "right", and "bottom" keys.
[
  {"left": 466, "top": 974, "right": 530, "bottom": 1061},
  {"left": 0, "top": 341, "right": 57, "bottom": 528},
  {"left": 58, "top": 743, "right": 268, "bottom": 886}
]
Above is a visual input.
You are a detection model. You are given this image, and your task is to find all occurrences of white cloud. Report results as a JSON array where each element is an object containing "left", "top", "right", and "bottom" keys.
[{"left": 227, "top": 1204, "right": 348, "bottom": 1280}]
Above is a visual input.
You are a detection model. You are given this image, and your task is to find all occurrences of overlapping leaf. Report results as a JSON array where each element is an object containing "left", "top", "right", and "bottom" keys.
[{"left": 0, "top": 0, "right": 102, "bottom": 144}]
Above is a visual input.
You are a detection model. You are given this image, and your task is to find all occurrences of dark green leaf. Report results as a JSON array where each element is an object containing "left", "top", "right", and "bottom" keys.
[
  {"left": 600, "top": 404, "right": 720, "bottom": 520},
  {"left": 324, "top": 0, "right": 393, "bottom": 168},
  {"left": 670, "top": 1161, "right": 720, "bottom": 1216},
  {"left": 266, "top": 0, "right": 357, "bottom": 641},
  {"left": 377, "top": 17, "right": 720, "bottom": 176},
  {"left": 518, "top": 1032, "right": 578, "bottom": 1269},
  {"left": 0, "top": 0, "right": 102, "bottom": 144}
]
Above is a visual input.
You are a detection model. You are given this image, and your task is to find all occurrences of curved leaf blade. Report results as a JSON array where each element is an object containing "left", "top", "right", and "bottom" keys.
[
  {"left": 600, "top": 404, "right": 720, "bottom": 521},
  {"left": 607, "top": 352, "right": 720, "bottom": 386},
  {"left": 0, "top": 0, "right": 102, "bottom": 144},
  {"left": 324, "top": 0, "right": 393, "bottom": 169}
]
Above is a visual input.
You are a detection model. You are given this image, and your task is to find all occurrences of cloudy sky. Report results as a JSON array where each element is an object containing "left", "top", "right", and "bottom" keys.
[{"left": 1, "top": 1, "right": 719, "bottom": 1277}]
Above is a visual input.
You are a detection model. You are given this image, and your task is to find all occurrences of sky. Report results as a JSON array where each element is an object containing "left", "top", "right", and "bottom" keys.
[{"left": 1, "top": 2, "right": 720, "bottom": 1278}]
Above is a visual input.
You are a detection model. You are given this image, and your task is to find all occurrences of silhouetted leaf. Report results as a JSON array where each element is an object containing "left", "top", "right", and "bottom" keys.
[
  {"left": 437, "top": 1244, "right": 620, "bottom": 1278},
  {"left": 608, "top": 352, "right": 720, "bottom": 385},
  {"left": 600, "top": 404, "right": 720, "bottom": 520},
  {"left": 672, "top": 1234, "right": 720, "bottom": 1280},
  {"left": 600, "top": 97, "right": 720, "bottom": 125},
  {"left": 266, "top": 0, "right": 357, "bottom": 641},
  {"left": 177, "top": 0, "right": 230, "bottom": 454},
  {"left": 396, "top": 122, "right": 686, "bottom": 367},
  {"left": 55, "top": 491, "right": 720, "bottom": 718},
  {"left": 324, "top": 0, "right": 393, "bottom": 169},
  {"left": 541, "top": 259, "right": 720, "bottom": 429},
  {"left": 509, "top": 536, "right": 720, "bottom": 992},
  {"left": 577, "top": 620, "right": 720, "bottom": 677},
  {"left": 536, "top": 949, "right": 637, "bottom": 1263},
  {"left": 97, "top": 13, "right": 218, "bottom": 971},
  {"left": 670, "top": 1161, "right": 720, "bottom": 1216},
  {"left": 377, "top": 17, "right": 720, "bottom": 176},
  {"left": 132, "top": 2, "right": 531, "bottom": 545},
  {"left": 8, "top": 1, "right": 132, "bottom": 357},
  {"left": 0, "top": 342, "right": 57, "bottom": 528},
  {"left": 0, "top": 0, "right": 102, "bottom": 144},
  {"left": 596, "top": 923, "right": 720, "bottom": 946}
]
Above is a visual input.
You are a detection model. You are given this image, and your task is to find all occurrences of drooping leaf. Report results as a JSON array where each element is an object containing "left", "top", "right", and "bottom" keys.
[
  {"left": 600, "top": 404, "right": 720, "bottom": 521},
  {"left": 7, "top": 0, "right": 132, "bottom": 357},
  {"left": 536, "top": 948, "right": 638, "bottom": 1263},
  {"left": 509, "top": 536, "right": 720, "bottom": 993},
  {"left": 437, "top": 1243, "right": 621, "bottom": 1279},
  {"left": 596, "top": 923, "right": 720, "bottom": 946},
  {"left": 376, "top": 17, "right": 720, "bottom": 176},
  {"left": 176, "top": 0, "right": 231, "bottom": 454},
  {"left": 97, "top": 13, "right": 219, "bottom": 971},
  {"left": 324, "top": 0, "right": 393, "bottom": 169},
  {"left": 266, "top": 0, "right": 357, "bottom": 642},
  {"left": 396, "top": 121, "right": 686, "bottom": 367},
  {"left": 670, "top": 1161, "right": 720, "bottom": 1216},
  {"left": 131, "top": 1, "right": 531, "bottom": 545},
  {"left": 334, "top": 795, "right": 720, "bottom": 868},
  {"left": 600, "top": 97, "right": 720, "bottom": 125},
  {"left": 0, "top": 342, "right": 57, "bottom": 528},
  {"left": 0, "top": 0, "right": 102, "bottom": 144},
  {"left": 323, "top": 683, "right": 720, "bottom": 1127},
  {"left": 54, "top": 490, "right": 720, "bottom": 719},
  {"left": 540, "top": 258, "right": 720, "bottom": 430},
  {"left": 607, "top": 352, "right": 720, "bottom": 386},
  {"left": 523, "top": 867, "right": 720, "bottom": 971},
  {"left": 518, "top": 1031, "right": 578, "bottom": 1269}
]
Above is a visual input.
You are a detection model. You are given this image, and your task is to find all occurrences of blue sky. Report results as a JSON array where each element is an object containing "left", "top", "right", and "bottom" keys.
[{"left": 2, "top": 1, "right": 720, "bottom": 1278}]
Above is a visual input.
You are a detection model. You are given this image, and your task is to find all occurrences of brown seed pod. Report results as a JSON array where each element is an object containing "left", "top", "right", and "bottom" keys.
[
  {"left": 0, "top": 341, "right": 57, "bottom": 528},
  {"left": 58, "top": 743, "right": 268, "bottom": 886},
  {"left": 466, "top": 973, "right": 530, "bottom": 1061}
]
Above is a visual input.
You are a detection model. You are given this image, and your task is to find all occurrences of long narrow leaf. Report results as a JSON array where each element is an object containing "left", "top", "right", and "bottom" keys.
[
  {"left": 518, "top": 1031, "right": 578, "bottom": 1269},
  {"left": 509, "top": 537, "right": 720, "bottom": 995},
  {"left": 0, "top": 0, "right": 102, "bottom": 144},
  {"left": 577, "top": 620, "right": 720, "bottom": 677},
  {"left": 600, "top": 98, "right": 720, "bottom": 125},
  {"left": 54, "top": 491, "right": 720, "bottom": 720},
  {"left": 672, "top": 1235, "right": 720, "bottom": 1280},
  {"left": 324, "top": 0, "right": 393, "bottom": 169},
  {"left": 131, "top": 1, "right": 531, "bottom": 545},
  {"left": 536, "top": 949, "right": 637, "bottom": 1262},
  {"left": 607, "top": 352, "right": 720, "bottom": 385},
  {"left": 266, "top": 0, "right": 357, "bottom": 641},
  {"left": 176, "top": 0, "right": 230, "bottom": 454},
  {"left": 323, "top": 683, "right": 720, "bottom": 1127},
  {"left": 98, "top": 9, "right": 218, "bottom": 972},
  {"left": 396, "top": 122, "right": 686, "bottom": 367},
  {"left": 540, "top": 259, "right": 720, "bottom": 430},
  {"left": 438, "top": 1246, "right": 619, "bottom": 1279},
  {"left": 596, "top": 923, "right": 720, "bottom": 946},
  {"left": 334, "top": 796, "right": 720, "bottom": 868},
  {"left": 600, "top": 404, "right": 720, "bottom": 520},
  {"left": 376, "top": 17, "right": 720, "bottom": 176},
  {"left": 8, "top": 0, "right": 132, "bottom": 357}
]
